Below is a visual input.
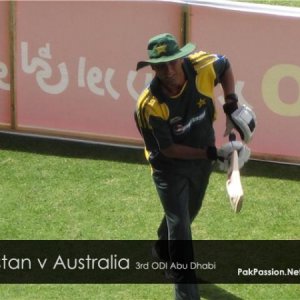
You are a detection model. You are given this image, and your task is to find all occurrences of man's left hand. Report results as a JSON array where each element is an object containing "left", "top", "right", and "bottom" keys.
[{"left": 224, "top": 105, "right": 257, "bottom": 144}]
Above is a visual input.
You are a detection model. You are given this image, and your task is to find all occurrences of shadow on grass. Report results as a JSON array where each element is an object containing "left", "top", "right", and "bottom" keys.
[
  {"left": 235, "top": 159, "right": 299, "bottom": 182},
  {"left": 199, "top": 283, "right": 243, "bottom": 300},
  {"left": 1, "top": 131, "right": 299, "bottom": 181},
  {"left": 0, "top": 131, "right": 146, "bottom": 165},
  {"left": 213, "top": 157, "right": 299, "bottom": 182}
]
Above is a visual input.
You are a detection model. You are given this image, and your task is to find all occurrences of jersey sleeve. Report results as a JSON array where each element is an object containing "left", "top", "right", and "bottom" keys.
[
  {"left": 135, "top": 89, "right": 173, "bottom": 151},
  {"left": 188, "top": 51, "right": 230, "bottom": 97},
  {"left": 213, "top": 54, "right": 230, "bottom": 84},
  {"left": 149, "top": 116, "right": 173, "bottom": 150}
]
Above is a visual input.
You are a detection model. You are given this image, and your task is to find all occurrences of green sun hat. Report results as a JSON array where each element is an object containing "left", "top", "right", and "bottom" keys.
[{"left": 136, "top": 33, "right": 196, "bottom": 70}]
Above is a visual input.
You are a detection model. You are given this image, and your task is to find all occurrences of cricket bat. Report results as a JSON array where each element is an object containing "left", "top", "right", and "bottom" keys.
[{"left": 226, "top": 133, "right": 244, "bottom": 213}]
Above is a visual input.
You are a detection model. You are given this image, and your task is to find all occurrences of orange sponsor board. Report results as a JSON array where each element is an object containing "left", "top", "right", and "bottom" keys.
[
  {"left": 0, "top": 1, "right": 11, "bottom": 127},
  {"left": 190, "top": 4, "right": 300, "bottom": 161},
  {"left": 14, "top": 1, "right": 181, "bottom": 144}
]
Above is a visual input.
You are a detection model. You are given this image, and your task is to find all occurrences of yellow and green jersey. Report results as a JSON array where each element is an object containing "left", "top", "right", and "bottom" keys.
[{"left": 135, "top": 51, "right": 229, "bottom": 171}]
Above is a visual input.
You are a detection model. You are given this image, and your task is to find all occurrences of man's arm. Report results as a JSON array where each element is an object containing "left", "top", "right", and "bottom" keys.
[
  {"left": 214, "top": 56, "right": 238, "bottom": 108},
  {"left": 220, "top": 65, "right": 236, "bottom": 101},
  {"left": 161, "top": 144, "right": 216, "bottom": 160},
  {"left": 220, "top": 64, "right": 256, "bottom": 143}
]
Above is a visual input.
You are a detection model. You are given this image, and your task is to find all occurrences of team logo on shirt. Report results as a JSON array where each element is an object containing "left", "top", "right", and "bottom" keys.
[
  {"left": 197, "top": 98, "right": 207, "bottom": 108},
  {"left": 170, "top": 109, "right": 207, "bottom": 136}
]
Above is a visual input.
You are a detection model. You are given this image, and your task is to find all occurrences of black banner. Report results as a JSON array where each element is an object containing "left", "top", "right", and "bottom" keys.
[{"left": 0, "top": 240, "right": 299, "bottom": 284}]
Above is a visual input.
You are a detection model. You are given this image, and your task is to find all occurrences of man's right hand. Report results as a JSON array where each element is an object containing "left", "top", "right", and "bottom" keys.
[{"left": 217, "top": 141, "right": 251, "bottom": 171}]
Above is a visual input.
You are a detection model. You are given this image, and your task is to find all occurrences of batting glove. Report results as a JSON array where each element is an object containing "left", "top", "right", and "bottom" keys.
[
  {"left": 217, "top": 141, "right": 251, "bottom": 171},
  {"left": 223, "top": 94, "right": 257, "bottom": 144}
]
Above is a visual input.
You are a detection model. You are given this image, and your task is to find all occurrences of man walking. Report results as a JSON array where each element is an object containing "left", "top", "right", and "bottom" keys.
[{"left": 134, "top": 33, "right": 255, "bottom": 299}]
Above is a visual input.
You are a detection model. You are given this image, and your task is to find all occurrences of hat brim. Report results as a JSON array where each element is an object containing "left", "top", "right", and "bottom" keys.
[{"left": 136, "top": 43, "right": 196, "bottom": 71}]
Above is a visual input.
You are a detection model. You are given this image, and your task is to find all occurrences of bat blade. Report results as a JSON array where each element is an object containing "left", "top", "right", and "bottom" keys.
[{"left": 226, "top": 150, "right": 244, "bottom": 213}]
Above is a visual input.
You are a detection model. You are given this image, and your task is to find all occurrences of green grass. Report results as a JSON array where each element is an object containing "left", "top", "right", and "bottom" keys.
[
  {"left": 0, "top": 133, "right": 299, "bottom": 299},
  {"left": 236, "top": 0, "right": 300, "bottom": 7}
]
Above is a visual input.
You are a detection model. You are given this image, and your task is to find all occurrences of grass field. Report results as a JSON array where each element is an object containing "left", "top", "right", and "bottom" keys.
[
  {"left": 0, "top": 132, "right": 299, "bottom": 299},
  {"left": 237, "top": 0, "right": 300, "bottom": 7}
]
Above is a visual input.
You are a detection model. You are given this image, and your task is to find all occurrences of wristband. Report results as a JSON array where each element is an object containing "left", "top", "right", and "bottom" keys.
[
  {"left": 223, "top": 98, "right": 238, "bottom": 115},
  {"left": 225, "top": 93, "right": 238, "bottom": 103}
]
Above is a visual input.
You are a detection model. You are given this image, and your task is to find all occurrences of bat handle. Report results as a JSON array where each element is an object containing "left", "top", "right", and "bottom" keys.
[{"left": 229, "top": 132, "right": 236, "bottom": 142}]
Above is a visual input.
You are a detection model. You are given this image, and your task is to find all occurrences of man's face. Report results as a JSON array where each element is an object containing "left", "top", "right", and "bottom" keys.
[{"left": 151, "top": 59, "right": 184, "bottom": 87}]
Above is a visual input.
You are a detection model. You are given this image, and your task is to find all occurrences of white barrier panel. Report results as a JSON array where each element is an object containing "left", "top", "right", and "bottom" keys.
[
  {"left": 15, "top": 1, "right": 182, "bottom": 145},
  {"left": 0, "top": 1, "right": 11, "bottom": 127},
  {"left": 189, "top": 2, "right": 300, "bottom": 162}
]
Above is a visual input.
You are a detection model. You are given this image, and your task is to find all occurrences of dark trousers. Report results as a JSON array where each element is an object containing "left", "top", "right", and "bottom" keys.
[{"left": 152, "top": 160, "right": 212, "bottom": 300}]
